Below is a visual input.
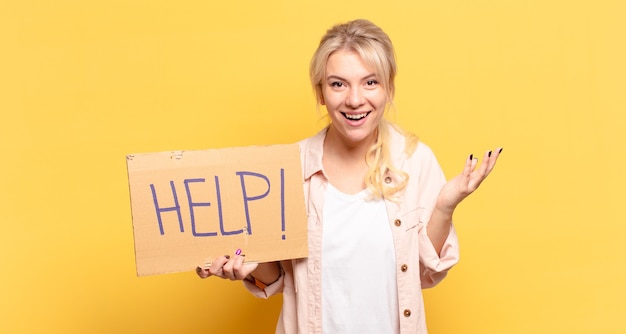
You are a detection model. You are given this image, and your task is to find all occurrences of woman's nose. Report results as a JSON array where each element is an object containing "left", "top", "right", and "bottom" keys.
[{"left": 346, "top": 88, "right": 365, "bottom": 108}]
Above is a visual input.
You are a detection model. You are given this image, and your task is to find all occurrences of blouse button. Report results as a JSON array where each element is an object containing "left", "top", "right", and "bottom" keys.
[
  {"left": 394, "top": 219, "right": 401, "bottom": 227},
  {"left": 384, "top": 176, "right": 392, "bottom": 184},
  {"left": 403, "top": 309, "right": 412, "bottom": 317},
  {"left": 401, "top": 264, "right": 408, "bottom": 272}
]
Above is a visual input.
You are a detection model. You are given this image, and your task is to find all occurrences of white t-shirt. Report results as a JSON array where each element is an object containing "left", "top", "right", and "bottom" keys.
[{"left": 322, "top": 183, "right": 399, "bottom": 334}]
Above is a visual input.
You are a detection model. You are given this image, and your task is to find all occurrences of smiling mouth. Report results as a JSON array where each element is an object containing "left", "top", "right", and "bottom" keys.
[{"left": 341, "top": 112, "right": 370, "bottom": 121}]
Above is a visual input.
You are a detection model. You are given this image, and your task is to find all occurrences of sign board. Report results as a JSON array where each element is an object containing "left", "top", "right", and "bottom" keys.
[{"left": 126, "top": 144, "right": 308, "bottom": 277}]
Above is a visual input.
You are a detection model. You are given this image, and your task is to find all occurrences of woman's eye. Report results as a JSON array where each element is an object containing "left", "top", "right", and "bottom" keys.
[
  {"left": 331, "top": 81, "right": 343, "bottom": 88},
  {"left": 366, "top": 80, "right": 378, "bottom": 86}
]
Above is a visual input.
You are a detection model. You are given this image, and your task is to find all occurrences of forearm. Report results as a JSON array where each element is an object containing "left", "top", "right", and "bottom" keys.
[
  {"left": 426, "top": 205, "right": 454, "bottom": 255},
  {"left": 250, "top": 262, "right": 281, "bottom": 285}
]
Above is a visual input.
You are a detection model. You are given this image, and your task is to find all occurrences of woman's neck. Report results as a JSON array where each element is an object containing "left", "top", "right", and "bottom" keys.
[
  {"left": 321, "top": 125, "right": 378, "bottom": 194},
  {"left": 323, "top": 125, "right": 377, "bottom": 161}
]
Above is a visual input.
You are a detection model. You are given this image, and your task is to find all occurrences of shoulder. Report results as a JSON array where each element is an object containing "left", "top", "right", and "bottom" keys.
[
  {"left": 385, "top": 123, "right": 441, "bottom": 179},
  {"left": 298, "top": 127, "right": 326, "bottom": 151},
  {"left": 385, "top": 123, "right": 435, "bottom": 161},
  {"left": 298, "top": 128, "right": 327, "bottom": 180},
  {"left": 408, "top": 141, "right": 440, "bottom": 172},
  {"left": 413, "top": 140, "right": 436, "bottom": 160}
]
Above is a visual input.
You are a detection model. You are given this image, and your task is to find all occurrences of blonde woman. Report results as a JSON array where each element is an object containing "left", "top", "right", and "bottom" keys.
[{"left": 198, "top": 19, "right": 502, "bottom": 334}]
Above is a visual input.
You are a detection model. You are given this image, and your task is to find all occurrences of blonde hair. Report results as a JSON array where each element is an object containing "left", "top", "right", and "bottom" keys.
[{"left": 309, "top": 19, "right": 418, "bottom": 199}]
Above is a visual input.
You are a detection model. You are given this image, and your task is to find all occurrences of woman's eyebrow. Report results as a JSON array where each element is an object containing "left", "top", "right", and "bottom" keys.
[
  {"left": 325, "top": 74, "right": 346, "bottom": 81},
  {"left": 325, "top": 73, "right": 377, "bottom": 81}
]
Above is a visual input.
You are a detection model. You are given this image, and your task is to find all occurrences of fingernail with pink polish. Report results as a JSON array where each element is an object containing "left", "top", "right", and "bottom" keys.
[{"left": 235, "top": 248, "right": 242, "bottom": 256}]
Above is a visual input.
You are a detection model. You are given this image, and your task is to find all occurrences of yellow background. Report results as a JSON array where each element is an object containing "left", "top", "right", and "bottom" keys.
[{"left": 1, "top": 0, "right": 624, "bottom": 333}]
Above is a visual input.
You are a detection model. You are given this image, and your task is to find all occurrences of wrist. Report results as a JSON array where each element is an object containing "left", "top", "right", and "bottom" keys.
[
  {"left": 434, "top": 201, "right": 456, "bottom": 217},
  {"left": 250, "top": 262, "right": 281, "bottom": 286}
]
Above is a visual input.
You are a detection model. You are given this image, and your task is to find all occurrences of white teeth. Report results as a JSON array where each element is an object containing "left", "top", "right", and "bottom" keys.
[{"left": 344, "top": 112, "right": 369, "bottom": 120}]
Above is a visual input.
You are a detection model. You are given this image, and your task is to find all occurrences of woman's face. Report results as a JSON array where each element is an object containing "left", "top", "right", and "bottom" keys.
[{"left": 321, "top": 50, "right": 388, "bottom": 147}]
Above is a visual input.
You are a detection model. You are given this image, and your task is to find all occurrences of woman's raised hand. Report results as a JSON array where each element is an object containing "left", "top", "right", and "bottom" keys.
[{"left": 436, "top": 148, "right": 503, "bottom": 213}]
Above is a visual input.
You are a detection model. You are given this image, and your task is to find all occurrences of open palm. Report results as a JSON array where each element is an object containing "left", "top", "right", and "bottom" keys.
[{"left": 437, "top": 148, "right": 503, "bottom": 213}]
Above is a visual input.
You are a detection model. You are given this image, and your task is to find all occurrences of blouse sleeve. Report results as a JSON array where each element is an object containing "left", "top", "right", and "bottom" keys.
[
  {"left": 413, "top": 142, "right": 461, "bottom": 288},
  {"left": 242, "top": 263, "right": 285, "bottom": 299},
  {"left": 419, "top": 223, "right": 459, "bottom": 288}
]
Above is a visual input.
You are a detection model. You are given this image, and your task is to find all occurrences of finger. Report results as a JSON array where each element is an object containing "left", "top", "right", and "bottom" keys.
[
  {"left": 222, "top": 264, "right": 235, "bottom": 280},
  {"left": 474, "top": 150, "right": 491, "bottom": 178},
  {"left": 463, "top": 154, "right": 474, "bottom": 178},
  {"left": 223, "top": 249, "right": 243, "bottom": 280},
  {"left": 484, "top": 147, "right": 503, "bottom": 174},
  {"left": 207, "top": 255, "right": 230, "bottom": 271},
  {"left": 203, "top": 255, "right": 231, "bottom": 279},
  {"left": 232, "top": 254, "right": 247, "bottom": 280},
  {"left": 466, "top": 150, "right": 491, "bottom": 187},
  {"left": 196, "top": 266, "right": 211, "bottom": 279},
  {"left": 469, "top": 147, "right": 503, "bottom": 189}
]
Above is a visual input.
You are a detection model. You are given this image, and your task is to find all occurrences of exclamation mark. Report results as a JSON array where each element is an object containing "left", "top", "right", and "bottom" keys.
[{"left": 280, "top": 168, "right": 286, "bottom": 240}]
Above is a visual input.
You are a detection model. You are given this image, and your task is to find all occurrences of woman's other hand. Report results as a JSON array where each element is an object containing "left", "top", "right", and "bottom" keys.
[
  {"left": 196, "top": 249, "right": 258, "bottom": 281},
  {"left": 437, "top": 148, "right": 503, "bottom": 213}
]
